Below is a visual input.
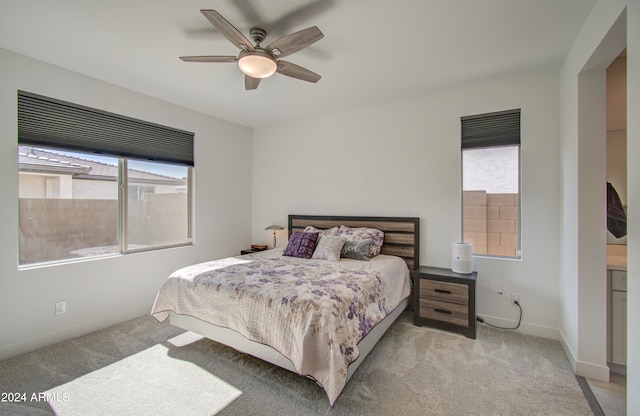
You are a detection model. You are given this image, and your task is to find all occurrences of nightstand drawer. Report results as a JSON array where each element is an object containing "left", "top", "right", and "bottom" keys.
[
  {"left": 413, "top": 266, "right": 477, "bottom": 339},
  {"left": 419, "top": 299, "right": 469, "bottom": 327},
  {"left": 420, "top": 279, "right": 468, "bottom": 305}
]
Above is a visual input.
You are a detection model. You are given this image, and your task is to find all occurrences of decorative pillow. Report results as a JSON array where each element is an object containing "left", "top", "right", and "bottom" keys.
[
  {"left": 337, "top": 226, "right": 384, "bottom": 257},
  {"left": 304, "top": 226, "right": 339, "bottom": 236},
  {"left": 312, "top": 235, "right": 346, "bottom": 262},
  {"left": 340, "top": 239, "right": 372, "bottom": 261},
  {"left": 282, "top": 232, "right": 319, "bottom": 259}
]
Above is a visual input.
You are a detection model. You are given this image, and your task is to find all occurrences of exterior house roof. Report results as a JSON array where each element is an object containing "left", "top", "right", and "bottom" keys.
[
  {"left": 18, "top": 146, "right": 185, "bottom": 185},
  {"left": 19, "top": 147, "right": 91, "bottom": 175}
]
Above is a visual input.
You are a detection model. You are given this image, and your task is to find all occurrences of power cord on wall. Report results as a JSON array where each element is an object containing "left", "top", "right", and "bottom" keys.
[{"left": 476, "top": 300, "right": 522, "bottom": 330}]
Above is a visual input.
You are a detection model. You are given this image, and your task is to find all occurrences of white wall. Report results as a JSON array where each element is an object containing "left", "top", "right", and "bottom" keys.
[
  {"left": 0, "top": 48, "right": 253, "bottom": 360},
  {"left": 252, "top": 70, "right": 563, "bottom": 338},
  {"left": 559, "top": 1, "right": 639, "bottom": 413}
]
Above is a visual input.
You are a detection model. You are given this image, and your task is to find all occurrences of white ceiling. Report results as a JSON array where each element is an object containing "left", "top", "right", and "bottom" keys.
[{"left": 0, "top": 0, "right": 595, "bottom": 128}]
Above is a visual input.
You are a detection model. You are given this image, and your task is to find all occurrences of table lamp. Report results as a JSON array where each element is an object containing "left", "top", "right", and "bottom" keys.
[{"left": 265, "top": 224, "right": 284, "bottom": 248}]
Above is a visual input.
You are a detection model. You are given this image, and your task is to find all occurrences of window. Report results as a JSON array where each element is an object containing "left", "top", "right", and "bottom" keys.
[
  {"left": 461, "top": 109, "right": 521, "bottom": 258},
  {"left": 126, "top": 159, "right": 190, "bottom": 251},
  {"left": 17, "top": 91, "right": 193, "bottom": 266}
]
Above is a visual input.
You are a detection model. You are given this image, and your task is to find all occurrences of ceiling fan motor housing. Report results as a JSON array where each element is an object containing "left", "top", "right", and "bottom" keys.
[{"left": 249, "top": 27, "right": 267, "bottom": 46}]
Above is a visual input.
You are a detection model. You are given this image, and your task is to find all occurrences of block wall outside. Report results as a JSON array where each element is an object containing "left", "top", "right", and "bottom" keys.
[
  {"left": 128, "top": 193, "right": 188, "bottom": 246},
  {"left": 19, "top": 195, "right": 187, "bottom": 264},
  {"left": 463, "top": 191, "right": 519, "bottom": 257}
]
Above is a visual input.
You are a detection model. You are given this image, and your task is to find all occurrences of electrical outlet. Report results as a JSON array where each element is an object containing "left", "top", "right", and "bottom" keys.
[
  {"left": 511, "top": 294, "right": 520, "bottom": 305},
  {"left": 55, "top": 301, "right": 66, "bottom": 315}
]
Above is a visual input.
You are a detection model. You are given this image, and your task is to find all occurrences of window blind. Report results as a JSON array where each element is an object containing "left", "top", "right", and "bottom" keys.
[
  {"left": 17, "top": 90, "right": 194, "bottom": 166},
  {"left": 461, "top": 108, "right": 521, "bottom": 150}
]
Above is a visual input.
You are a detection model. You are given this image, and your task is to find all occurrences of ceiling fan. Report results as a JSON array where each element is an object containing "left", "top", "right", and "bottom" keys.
[{"left": 180, "top": 10, "right": 324, "bottom": 90}]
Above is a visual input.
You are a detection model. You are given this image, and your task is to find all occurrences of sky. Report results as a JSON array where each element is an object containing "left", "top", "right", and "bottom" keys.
[{"left": 462, "top": 146, "right": 519, "bottom": 193}]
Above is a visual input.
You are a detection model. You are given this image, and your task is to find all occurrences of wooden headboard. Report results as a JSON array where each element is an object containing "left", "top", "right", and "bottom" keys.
[{"left": 288, "top": 215, "right": 420, "bottom": 271}]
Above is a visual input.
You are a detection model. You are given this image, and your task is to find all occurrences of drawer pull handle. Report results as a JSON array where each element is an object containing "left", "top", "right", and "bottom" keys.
[
  {"left": 434, "top": 289, "right": 451, "bottom": 294},
  {"left": 434, "top": 308, "right": 452, "bottom": 315}
]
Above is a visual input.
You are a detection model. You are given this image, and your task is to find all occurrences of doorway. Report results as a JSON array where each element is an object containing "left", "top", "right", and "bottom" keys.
[{"left": 575, "top": 7, "right": 627, "bottom": 416}]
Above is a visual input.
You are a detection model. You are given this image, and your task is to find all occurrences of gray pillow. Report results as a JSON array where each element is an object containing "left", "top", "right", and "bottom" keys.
[{"left": 340, "top": 239, "right": 372, "bottom": 261}]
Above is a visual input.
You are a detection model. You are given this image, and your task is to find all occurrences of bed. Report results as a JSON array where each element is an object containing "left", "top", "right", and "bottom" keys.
[{"left": 151, "top": 215, "right": 420, "bottom": 405}]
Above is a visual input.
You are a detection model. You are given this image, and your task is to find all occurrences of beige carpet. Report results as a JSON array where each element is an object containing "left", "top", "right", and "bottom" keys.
[{"left": 0, "top": 313, "right": 593, "bottom": 415}]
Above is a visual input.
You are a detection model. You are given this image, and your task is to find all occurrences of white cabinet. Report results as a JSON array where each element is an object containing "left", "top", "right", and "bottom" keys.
[{"left": 609, "top": 270, "right": 627, "bottom": 366}]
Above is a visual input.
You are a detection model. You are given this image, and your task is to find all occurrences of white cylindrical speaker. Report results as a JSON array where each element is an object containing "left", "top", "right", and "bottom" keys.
[{"left": 452, "top": 242, "right": 473, "bottom": 274}]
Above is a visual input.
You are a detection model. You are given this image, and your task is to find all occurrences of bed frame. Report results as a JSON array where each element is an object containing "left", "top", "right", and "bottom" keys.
[
  {"left": 169, "top": 215, "right": 420, "bottom": 390},
  {"left": 288, "top": 214, "right": 420, "bottom": 270}
]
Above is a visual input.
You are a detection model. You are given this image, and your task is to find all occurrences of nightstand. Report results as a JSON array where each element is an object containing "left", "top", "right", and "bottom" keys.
[{"left": 412, "top": 266, "right": 477, "bottom": 339}]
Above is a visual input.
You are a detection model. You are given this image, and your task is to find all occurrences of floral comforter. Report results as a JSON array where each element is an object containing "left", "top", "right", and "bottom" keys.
[{"left": 150, "top": 248, "right": 410, "bottom": 405}]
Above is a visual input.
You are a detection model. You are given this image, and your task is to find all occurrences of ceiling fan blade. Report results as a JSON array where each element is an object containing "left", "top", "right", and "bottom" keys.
[
  {"left": 266, "top": 26, "right": 324, "bottom": 58},
  {"left": 179, "top": 56, "right": 237, "bottom": 63},
  {"left": 269, "top": 0, "right": 335, "bottom": 34},
  {"left": 245, "top": 75, "right": 261, "bottom": 90},
  {"left": 277, "top": 61, "right": 321, "bottom": 83},
  {"left": 231, "top": 0, "right": 263, "bottom": 29},
  {"left": 200, "top": 9, "right": 254, "bottom": 51}
]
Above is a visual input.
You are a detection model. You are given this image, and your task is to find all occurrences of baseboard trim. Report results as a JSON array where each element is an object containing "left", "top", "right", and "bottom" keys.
[
  {"left": 475, "top": 313, "right": 560, "bottom": 340},
  {"left": 576, "top": 360, "right": 610, "bottom": 382},
  {"left": 608, "top": 362, "right": 626, "bottom": 376},
  {"left": 558, "top": 330, "right": 610, "bottom": 382},
  {"left": 559, "top": 330, "right": 578, "bottom": 373},
  {"left": 0, "top": 305, "right": 150, "bottom": 362}
]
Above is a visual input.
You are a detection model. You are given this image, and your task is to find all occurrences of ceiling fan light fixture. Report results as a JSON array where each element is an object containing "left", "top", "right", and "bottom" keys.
[{"left": 238, "top": 51, "right": 277, "bottom": 78}]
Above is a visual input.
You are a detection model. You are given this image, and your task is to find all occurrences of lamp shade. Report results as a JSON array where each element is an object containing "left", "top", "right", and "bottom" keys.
[
  {"left": 264, "top": 225, "right": 284, "bottom": 231},
  {"left": 238, "top": 51, "right": 277, "bottom": 79}
]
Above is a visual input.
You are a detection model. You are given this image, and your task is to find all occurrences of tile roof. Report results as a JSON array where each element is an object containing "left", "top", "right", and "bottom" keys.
[{"left": 18, "top": 146, "right": 185, "bottom": 184}]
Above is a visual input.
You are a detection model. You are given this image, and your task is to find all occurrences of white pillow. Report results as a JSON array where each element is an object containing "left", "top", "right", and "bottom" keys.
[
  {"left": 312, "top": 235, "right": 346, "bottom": 262},
  {"left": 304, "top": 225, "right": 339, "bottom": 236}
]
